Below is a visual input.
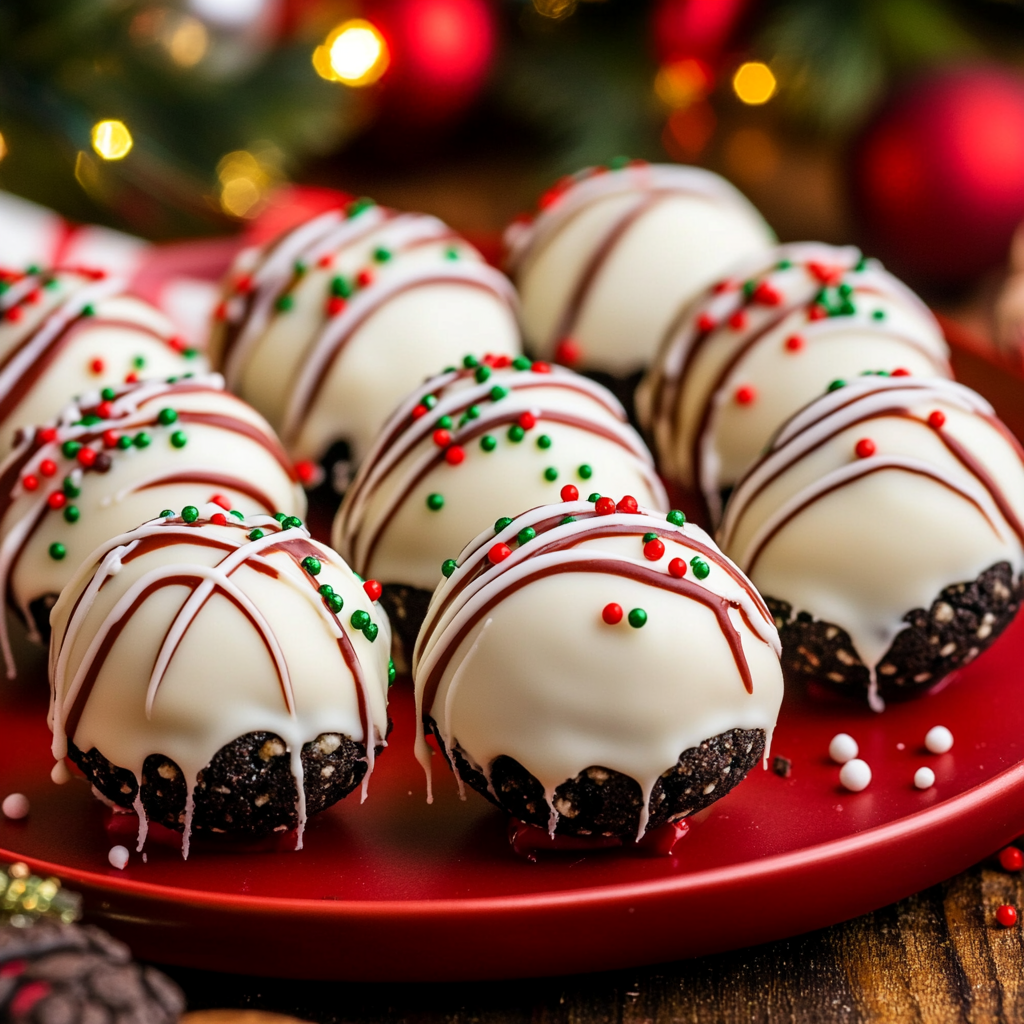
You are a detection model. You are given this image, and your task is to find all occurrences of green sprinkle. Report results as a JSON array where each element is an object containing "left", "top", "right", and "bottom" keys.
[
  {"left": 872, "top": 309, "right": 886, "bottom": 321},
  {"left": 62, "top": 441, "right": 81, "bottom": 459},
  {"left": 507, "top": 424, "right": 525, "bottom": 443},
  {"left": 132, "top": 356, "right": 146, "bottom": 369},
  {"left": 827, "top": 379, "right": 846, "bottom": 393},
  {"left": 444, "top": 247, "right": 460, "bottom": 261},
  {"left": 325, "top": 592, "right": 344, "bottom": 614},
  {"left": 44, "top": 278, "right": 59, "bottom": 290},
  {"left": 318, "top": 584, "right": 334, "bottom": 595},
  {"left": 838, "top": 282, "right": 853, "bottom": 298},
  {"left": 480, "top": 435, "right": 497, "bottom": 452},
  {"left": 560, "top": 515, "right": 576, "bottom": 525},
  {"left": 160, "top": 509, "right": 174, "bottom": 518},
  {"left": 48, "top": 542, "right": 66, "bottom": 561},
  {"left": 275, "top": 294, "right": 294, "bottom": 312},
  {"left": 441, "top": 558, "right": 458, "bottom": 578},
  {"left": 302, "top": 556, "right": 322, "bottom": 576},
  {"left": 494, "top": 516, "right": 514, "bottom": 533},
  {"left": 79, "top": 414, "right": 101, "bottom": 426},
  {"left": 462, "top": 355, "right": 479, "bottom": 369},
  {"left": 578, "top": 464, "right": 593, "bottom": 480},
  {"left": 743, "top": 280, "right": 756, "bottom": 298},
  {"left": 63, "top": 478, "right": 80, "bottom": 498},
  {"left": 536, "top": 434, "right": 552, "bottom": 449},
  {"left": 347, "top": 197, "right": 375, "bottom": 217},
  {"left": 427, "top": 492, "right": 444, "bottom": 511},
  {"left": 331, "top": 276, "right": 353, "bottom": 298},
  {"left": 388, "top": 658, "right": 396, "bottom": 684},
  {"left": 373, "top": 247, "right": 392, "bottom": 263},
  {"left": 248, "top": 529, "right": 264, "bottom": 541},
  {"left": 436, "top": 414, "right": 452, "bottom": 429},
  {"left": 543, "top": 467, "right": 558, "bottom": 482},
  {"left": 363, "top": 622, "right": 379, "bottom": 643},
  {"left": 282, "top": 516, "right": 303, "bottom": 530},
  {"left": 855, "top": 256, "right": 868, "bottom": 271},
  {"left": 690, "top": 556, "right": 710, "bottom": 580},
  {"left": 838, "top": 300, "right": 856, "bottom": 316},
  {"left": 157, "top": 408, "right": 177, "bottom": 426},
  {"left": 465, "top": 405, "right": 480, "bottom": 420},
  {"left": 643, "top": 532, "right": 658, "bottom": 543},
  {"left": 229, "top": 510, "right": 244, "bottom": 520},
  {"left": 475, "top": 365, "right": 491, "bottom": 384},
  {"left": 517, "top": 526, "right": 536, "bottom": 545},
  {"left": 133, "top": 432, "right": 151, "bottom": 448},
  {"left": 666, "top": 509, "right": 686, "bottom": 526},
  {"left": 274, "top": 512, "right": 287, "bottom": 522},
  {"left": 350, "top": 610, "right": 371, "bottom": 630},
  {"left": 182, "top": 505, "right": 199, "bottom": 523},
  {"left": 628, "top": 608, "right": 647, "bottom": 628},
  {"left": 422, "top": 394, "right": 438, "bottom": 410},
  {"left": 81, "top": 304, "right": 95, "bottom": 317},
  {"left": 63, "top": 505, "right": 80, "bottom": 523},
  {"left": 101, "top": 387, "right": 117, "bottom": 401},
  {"left": 294, "top": 259, "right": 307, "bottom": 276},
  {"left": 170, "top": 430, "right": 187, "bottom": 448},
  {"left": 512, "top": 356, "right": 532, "bottom": 371},
  {"left": 777, "top": 259, "right": 792, "bottom": 270},
  {"left": 588, "top": 492, "right": 601, "bottom": 502},
  {"left": 608, "top": 155, "right": 630, "bottom": 169},
  {"left": 489, "top": 386, "right": 508, "bottom": 402}
]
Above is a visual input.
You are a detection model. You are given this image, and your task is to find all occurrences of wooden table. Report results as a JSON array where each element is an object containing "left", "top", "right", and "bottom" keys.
[{"left": 162, "top": 858, "right": 1024, "bottom": 1024}]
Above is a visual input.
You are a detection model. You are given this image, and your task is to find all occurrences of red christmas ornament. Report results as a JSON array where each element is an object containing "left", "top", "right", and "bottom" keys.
[
  {"left": 852, "top": 66, "right": 1024, "bottom": 287},
  {"left": 650, "top": 0, "right": 751, "bottom": 65}
]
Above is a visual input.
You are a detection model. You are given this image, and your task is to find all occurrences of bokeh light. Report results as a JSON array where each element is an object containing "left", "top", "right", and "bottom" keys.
[
  {"left": 217, "top": 148, "right": 276, "bottom": 218},
  {"left": 90, "top": 120, "right": 133, "bottom": 160},
  {"left": 313, "top": 20, "right": 389, "bottom": 87},
  {"left": 167, "top": 15, "right": 209, "bottom": 67},
  {"left": 732, "top": 62, "right": 777, "bottom": 105},
  {"left": 655, "top": 58, "right": 713, "bottom": 109},
  {"left": 0, "top": 132, "right": 7, "bottom": 163}
]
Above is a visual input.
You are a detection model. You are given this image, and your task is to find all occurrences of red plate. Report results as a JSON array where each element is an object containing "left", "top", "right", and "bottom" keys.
[{"left": 2, "top": 613, "right": 1024, "bottom": 982}]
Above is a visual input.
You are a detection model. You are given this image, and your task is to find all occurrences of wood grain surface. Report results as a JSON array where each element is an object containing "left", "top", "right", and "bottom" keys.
[{"left": 162, "top": 858, "right": 1024, "bottom": 1024}]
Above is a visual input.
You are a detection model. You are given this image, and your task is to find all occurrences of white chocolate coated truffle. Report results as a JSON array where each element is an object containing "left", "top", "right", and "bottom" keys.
[
  {"left": 334, "top": 356, "right": 668, "bottom": 592},
  {"left": 0, "top": 267, "right": 206, "bottom": 457},
  {"left": 413, "top": 500, "right": 783, "bottom": 838},
  {"left": 719, "top": 377, "right": 1024, "bottom": 707},
  {"left": 925, "top": 725, "right": 954, "bottom": 754},
  {"left": 637, "top": 242, "right": 951, "bottom": 522},
  {"left": 505, "top": 162, "right": 774, "bottom": 377},
  {"left": 49, "top": 507, "right": 391, "bottom": 857},
  {"left": 209, "top": 203, "right": 521, "bottom": 469},
  {"left": 0, "top": 373, "right": 305, "bottom": 675}
]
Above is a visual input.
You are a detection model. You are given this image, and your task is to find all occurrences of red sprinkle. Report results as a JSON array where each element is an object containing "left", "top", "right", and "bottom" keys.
[
  {"left": 997, "top": 904, "right": 1018, "bottom": 927},
  {"left": 25, "top": 289, "right": 41, "bottom": 305},
  {"left": 595, "top": 496, "right": 616, "bottom": 515},
  {"left": 616, "top": 495, "right": 638, "bottom": 514},
  {"left": 326, "top": 296, "right": 346, "bottom": 316},
  {"left": 891, "top": 367, "right": 911, "bottom": 377},
  {"left": 643, "top": 538, "right": 665, "bottom": 561},
  {"left": 697, "top": 313, "right": 717, "bottom": 333},
  {"left": 808, "top": 304, "right": 828, "bottom": 321},
  {"left": 518, "top": 412, "right": 537, "bottom": 430},
  {"left": 728, "top": 310, "right": 747, "bottom": 331},
  {"left": 785, "top": 334, "right": 804, "bottom": 352},
  {"left": 38, "top": 429, "right": 57, "bottom": 444},
  {"left": 47, "top": 492, "right": 66, "bottom": 510},
  {"left": 712, "top": 279, "right": 733, "bottom": 294},
  {"left": 364, "top": 580, "right": 383, "bottom": 602},
  {"left": 39, "top": 459, "right": 57, "bottom": 477},
  {"left": 89, "top": 358, "right": 105, "bottom": 375},
  {"left": 411, "top": 404, "right": 428, "bottom": 419},
  {"left": 97, "top": 400, "right": 113, "bottom": 419},
  {"left": 531, "top": 361, "right": 551, "bottom": 374},
  {"left": 168, "top": 336, "right": 187, "bottom": 353},
  {"left": 5, "top": 306, "right": 23, "bottom": 323},
  {"left": 22, "top": 474, "right": 38, "bottom": 491},
  {"left": 102, "top": 430, "right": 119, "bottom": 448},
  {"left": 295, "top": 460, "right": 318, "bottom": 485},
  {"left": 356, "top": 269, "right": 374, "bottom": 288},
  {"left": 213, "top": 301, "right": 229, "bottom": 321},
  {"left": 808, "top": 261, "right": 841, "bottom": 285},
  {"left": 928, "top": 410, "right": 946, "bottom": 429},
  {"left": 560, "top": 484, "right": 579, "bottom": 502},
  {"left": 210, "top": 494, "right": 232, "bottom": 510},
  {"left": 210, "top": 513, "right": 228, "bottom": 526},
  {"left": 602, "top": 602, "right": 623, "bottom": 625},
  {"left": 317, "top": 254, "right": 334, "bottom": 269},
  {"left": 734, "top": 384, "right": 757, "bottom": 405},
  {"left": 488, "top": 542, "right": 512, "bottom": 565},
  {"left": 124, "top": 372, "right": 139, "bottom": 384},
  {"left": 77, "top": 447, "right": 97, "bottom": 467},
  {"left": 432, "top": 429, "right": 451, "bottom": 448},
  {"left": 493, "top": 355, "right": 512, "bottom": 369},
  {"left": 668, "top": 557, "right": 687, "bottom": 578},
  {"left": 999, "top": 846, "right": 1024, "bottom": 872},
  {"left": 555, "top": 338, "right": 581, "bottom": 365},
  {"left": 855, "top": 438, "right": 876, "bottom": 459},
  {"left": 9, "top": 981, "right": 51, "bottom": 1017},
  {"left": 445, "top": 445, "right": 465, "bottom": 465},
  {"left": 753, "top": 282, "right": 782, "bottom": 306},
  {"left": 235, "top": 274, "right": 253, "bottom": 294}
]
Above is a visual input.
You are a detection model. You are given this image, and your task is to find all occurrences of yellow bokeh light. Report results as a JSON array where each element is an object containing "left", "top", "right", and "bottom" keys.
[
  {"left": 217, "top": 149, "right": 277, "bottom": 219},
  {"left": 167, "top": 15, "right": 209, "bottom": 67},
  {"left": 91, "top": 120, "right": 133, "bottom": 160},
  {"left": 655, "top": 59, "right": 712, "bottom": 109},
  {"left": 0, "top": 132, "right": 7, "bottom": 163},
  {"left": 732, "top": 62, "right": 777, "bottom": 105},
  {"left": 313, "top": 20, "right": 389, "bottom": 87}
]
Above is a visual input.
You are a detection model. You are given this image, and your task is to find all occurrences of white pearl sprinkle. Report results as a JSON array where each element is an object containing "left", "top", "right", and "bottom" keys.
[
  {"left": 839, "top": 758, "right": 872, "bottom": 792},
  {"left": 108, "top": 846, "right": 129, "bottom": 870},
  {"left": 829, "top": 733, "right": 859, "bottom": 764},
  {"left": 914, "top": 767, "right": 936, "bottom": 790},
  {"left": 925, "top": 725, "right": 954, "bottom": 755},
  {"left": 1, "top": 794, "right": 29, "bottom": 820}
]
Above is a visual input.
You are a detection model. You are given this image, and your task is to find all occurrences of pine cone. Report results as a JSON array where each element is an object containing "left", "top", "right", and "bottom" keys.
[{"left": 0, "top": 920, "right": 184, "bottom": 1024}]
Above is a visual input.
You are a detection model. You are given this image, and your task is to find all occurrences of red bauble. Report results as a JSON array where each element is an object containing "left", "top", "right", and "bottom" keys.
[
  {"left": 364, "top": 0, "right": 498, "bottom": 129},
  {"left": 650, "top": 0, "right": 750, "bottom": 65},
  {"left": 851, "top": 66, "right": 1024, "bottom": 287}
]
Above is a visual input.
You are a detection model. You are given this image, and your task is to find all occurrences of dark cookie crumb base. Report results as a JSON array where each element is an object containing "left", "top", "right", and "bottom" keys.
[
  {"left": 427, "top": 717, "right": 764, "bottom": 840},
  {"left": 380, "top": 583, "right": 433, "bottom": 674},
  {"left": 0, "top": 920, "right": 184, "bottom": 1024},
  {"left": 69, "top": 729, "right": 372, "bottom": 838},
  {"left": 767, "top": 561, "right": 1023, "bottom": 702}
]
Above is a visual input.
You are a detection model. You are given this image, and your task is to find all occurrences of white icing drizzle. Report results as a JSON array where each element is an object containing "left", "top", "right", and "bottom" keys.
[
  {"left": 333, "top": 359, "right": 668, "bottom": 590},
  {"left": 636, "top": 242, "right": 952, "bottom": 523},
  {"left": 412, "top": 500, "right": 783, "bottom": 836},
  {"left": 49, "top": 507, "right": 391, "bottom": 858},
  {"left": 719, "top": 376, "right": 1024, "bottom": 703},
  {"left": 0, "top": 373, "right": 304, "bottom": 677}
]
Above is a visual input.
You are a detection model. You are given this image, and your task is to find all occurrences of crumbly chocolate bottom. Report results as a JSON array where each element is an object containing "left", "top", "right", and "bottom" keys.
[
  {"left": 380, "top": 583, "right": 433, "bottom": 674},
  {"left": 69, "top": 729, "right": 375, "bottom": 837},
  {"left": 767, "top": 561, "right": 1023, "bottom": 703},
  {"left": 27, "top": 593, "right": 58, "bottom": 647},
  {"left": 427, "top": 717, "right": 764, "bottom": 839}
]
